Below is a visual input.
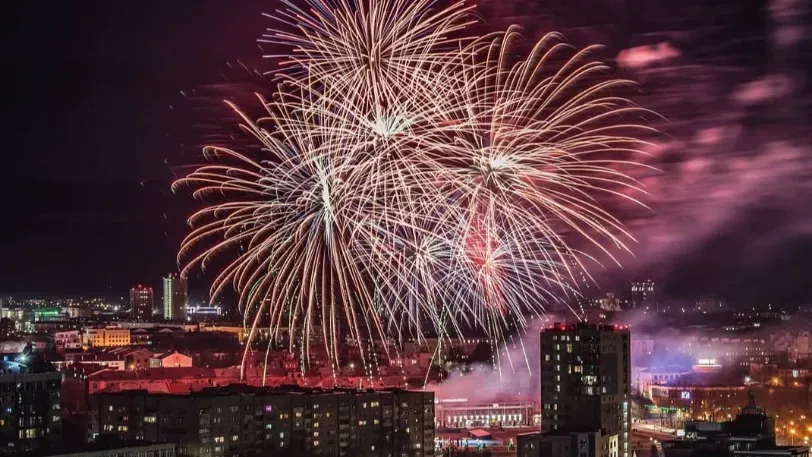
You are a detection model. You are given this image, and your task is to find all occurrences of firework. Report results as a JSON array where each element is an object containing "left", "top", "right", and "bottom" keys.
[
  {"left": 176, "top": 0, "right": 654, "bottom": 373},
  {"left": 410, "top": 28, "right": 656, "bottom": 354},
  {"left": 262, "top": 0, "right": 475, "bottom": 108}
]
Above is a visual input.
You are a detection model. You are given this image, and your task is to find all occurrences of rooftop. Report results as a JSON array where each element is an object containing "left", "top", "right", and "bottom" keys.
[
  {"left": 93, "top": 384, "right": 434, "bottom": 398},
  {"left": 545, "top": 322, "right": 629, "bottom": 333}
]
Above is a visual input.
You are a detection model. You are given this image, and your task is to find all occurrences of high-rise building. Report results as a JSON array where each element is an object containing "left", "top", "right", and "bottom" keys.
[
  {"left": 162, "top": 274, "right": 188, "bottom": 321},
  {"left": 0, "top": 355, "right": 63, "bottom": 455},
  {"left": 89, "top": 386, "right": 435, "bottom": 457},
  {"left": 129, "top": 285, "right": 153, "bottom": 321},
  {"left": 630, "top": 280, "right": 655, "bottom": 308},
  {"left": 519, "top": 323, "right": 631, "bottom": 457}
]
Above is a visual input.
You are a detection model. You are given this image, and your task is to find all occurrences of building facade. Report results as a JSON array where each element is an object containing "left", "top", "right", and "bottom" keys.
[
  {"left": 0, "top": 366, "right": 62, "bottom": 455},
  {"left": 55, "top": 330, "right": 84, "bottom": 351},
  {"left": 149, "top": 352, "right": 193, "bottom": 369},
  {"left": 130, "top": 285, "right": 154, "bottom": 322},
  {"left": 529, "top": 323, "right": 631, "bottom": 457},
  {"left": 519, "top": 430, "right": 618, "bottom": 457},
  {"left": 162, "top": 274, "right": 188, "bottom": 322},
  {"left": 630, "top": 280, "right": 655, "bottom": 308},
  {"left": 435, "top": 399, "right": 537, "bottom": 428},
  {"left": 42, "top": 442, "right": 176, "bottom": 457},
  {"left": 84, "top": 328, "right": 131, "bottom": 348},
  {"left": 89, "top": 386, "right": 434, "bottom": 457}
]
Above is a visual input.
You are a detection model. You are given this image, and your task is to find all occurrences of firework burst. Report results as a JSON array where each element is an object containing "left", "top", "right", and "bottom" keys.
[{"left": 176, "top": 0, "right": 655, "bottom": 374}]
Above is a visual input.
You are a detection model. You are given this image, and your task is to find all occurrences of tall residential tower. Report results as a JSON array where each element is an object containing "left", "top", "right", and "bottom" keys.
[
  {"left": 519, "top": 323, "right": 631, "bottom": 457},
  {"left": 129, "top": 285, "right": 153, "bottom": 321},
  {"left": 162, "top": 273, "right": 187, "bottom": 321}
]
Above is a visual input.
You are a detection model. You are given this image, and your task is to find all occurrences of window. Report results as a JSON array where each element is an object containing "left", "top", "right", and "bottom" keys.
[
  {"left": 144, "top": 416, "right": 157, "bottom": 423},
  {"left": 231, "top": 435, "right": 239, "bottom": 442},
  {"left": 214, "top": 436, "right": 225, "bottom": 443}
]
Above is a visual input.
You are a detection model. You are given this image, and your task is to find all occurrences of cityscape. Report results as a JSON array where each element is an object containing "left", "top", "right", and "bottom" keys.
[
  {"left": 4, "top": 0, "right": 811, "bottom": 457},
  {"left": 2, "top": 280, "right": 810, "bottom": 456}
]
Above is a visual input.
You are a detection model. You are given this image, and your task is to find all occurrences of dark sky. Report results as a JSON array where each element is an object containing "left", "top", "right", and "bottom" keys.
[
  {"left": 3, "top": 0, "right": 811, "bottom": 305},
  {"left": 4, "top": 1, "right": 268, "bottom": 296}
]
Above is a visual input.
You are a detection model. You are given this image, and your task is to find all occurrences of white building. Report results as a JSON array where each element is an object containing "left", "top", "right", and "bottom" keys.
[
  {"left": 149, "top": 351, "right": 193, "bottom": 368},
  {"left": 54, "top": 330, "right": 83, "bottom": 350}
]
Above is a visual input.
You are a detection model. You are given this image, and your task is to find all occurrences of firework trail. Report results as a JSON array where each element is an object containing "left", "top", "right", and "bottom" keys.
[{"left": 175, "top": 0, "right": 654, "bottom": 373}]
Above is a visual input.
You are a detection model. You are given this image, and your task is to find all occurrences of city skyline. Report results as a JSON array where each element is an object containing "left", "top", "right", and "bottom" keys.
[{"left": 2, "top": 0, "right": 811, "bottom": 456}]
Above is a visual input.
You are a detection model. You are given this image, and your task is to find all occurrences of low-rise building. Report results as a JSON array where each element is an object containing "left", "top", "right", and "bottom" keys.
[
  {"left": 83, "top": 328, "right": 131, "bottom": 348},
  {"left": 149, "top": 351, "right": 193, "bottom": 369},
  {"left": 662, "top": 392, "right": 809, "bottom": 457},
  {"left": 435, "top": 398, "right": 537, "bottom": 428},
  {"left": 39, "top": 442, "right": 176, "bottom": 457},
  {"left": 54, "top": 330, "right": 83, "bottom": 351},
  {"left": 87, "top": 367, "right": 241, "bottom": 394}
]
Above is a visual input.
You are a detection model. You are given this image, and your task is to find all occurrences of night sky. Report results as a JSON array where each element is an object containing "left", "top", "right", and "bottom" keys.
[
  {"left": 4, "top": 0, "right": 811, "bottom": 305},
  {"left": 5, "top": 1, "right": 268, "bottom": 297}
]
